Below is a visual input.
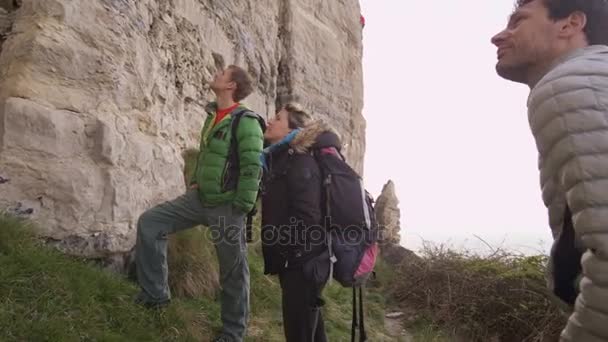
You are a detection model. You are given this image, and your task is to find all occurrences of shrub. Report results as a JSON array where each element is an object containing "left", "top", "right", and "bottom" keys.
[{"left": 390, "top": 243, "right": 568, "bottom": 342}]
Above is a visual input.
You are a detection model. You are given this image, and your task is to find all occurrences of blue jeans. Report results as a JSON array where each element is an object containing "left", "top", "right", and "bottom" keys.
[{"left": 135, "top": 190, "right": 249, "bottom": 341}]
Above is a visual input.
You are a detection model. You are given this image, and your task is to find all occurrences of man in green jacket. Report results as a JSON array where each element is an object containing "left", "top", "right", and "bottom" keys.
[{"left": 134, "top": 65, "right": 264, "bottom": 342}]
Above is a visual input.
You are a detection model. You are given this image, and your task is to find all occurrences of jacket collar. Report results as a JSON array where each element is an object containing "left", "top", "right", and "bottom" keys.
[
  {"left": 289, "top": 120, "right": 341, "bottom": 153},
  {"left": 529, "top": 45, "right": 608, "bottom": 93},
  {"left": 204, "top": 101, "right": 248, "bottom": 116}
]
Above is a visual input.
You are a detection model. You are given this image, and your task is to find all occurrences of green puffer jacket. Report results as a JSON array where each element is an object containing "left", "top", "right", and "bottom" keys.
[{"left": 190, "top": 102, "right": 264, "bottom": 213}]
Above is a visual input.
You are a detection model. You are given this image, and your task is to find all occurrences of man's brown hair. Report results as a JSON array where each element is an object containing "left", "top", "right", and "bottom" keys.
[
  {"left": 228, "top": 65, "right": 254, "bottom": 102},
  {"left": 515, "top": 0, "right": 608, "bottom": 45}
]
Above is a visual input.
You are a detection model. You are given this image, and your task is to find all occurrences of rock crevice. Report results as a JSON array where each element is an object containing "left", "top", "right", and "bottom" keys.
[{"left": 0, "top": 0, "right": 18, "bottom": 54}]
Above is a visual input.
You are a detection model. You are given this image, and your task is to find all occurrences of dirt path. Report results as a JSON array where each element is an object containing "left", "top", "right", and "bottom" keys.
[{"left": 384, "top": 311, "right": 414, "bottom": 342}]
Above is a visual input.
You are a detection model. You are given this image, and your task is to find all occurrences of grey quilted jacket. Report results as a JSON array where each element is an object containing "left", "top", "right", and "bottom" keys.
[{"left": 528, "top": 45, "right": 608, "bottom": 342}]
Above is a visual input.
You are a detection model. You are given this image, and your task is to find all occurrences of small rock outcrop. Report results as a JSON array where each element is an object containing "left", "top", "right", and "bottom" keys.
[
  {"left": 375, "top": 180, "right": 420, "bottom": 266},
  {"left": 375, "top": 180, "right": 401, "bottom": 245}
]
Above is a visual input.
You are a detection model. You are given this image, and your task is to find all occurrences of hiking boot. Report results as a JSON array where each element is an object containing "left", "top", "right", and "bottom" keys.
[
  {"left": 143, "top": 300, "right": 170, "bottom": 310},
  {"left": 211, "top": 335, "right": 234, "bottom": 342},
  {"left": 134, "top": 292, "right": 170, "bottom": 310}
]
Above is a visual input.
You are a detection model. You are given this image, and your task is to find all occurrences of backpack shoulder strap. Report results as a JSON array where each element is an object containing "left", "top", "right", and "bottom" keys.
[
  {"left": 229, "top": 109, "right": 265, "bottom": 244},
  {"left": 227, "top": 109, "right": 267, "bottom": 168},
  {"left": 230, "top": 109, "right": 266, "bottom": 141}
]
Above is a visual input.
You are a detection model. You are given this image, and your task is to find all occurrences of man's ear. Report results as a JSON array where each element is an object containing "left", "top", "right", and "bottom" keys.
[
  {"left": 227, "top": 80, "right": 237, "bottom": 91},
  {"left": 559, "top": 11, "right": 587, "bottom": 39}
]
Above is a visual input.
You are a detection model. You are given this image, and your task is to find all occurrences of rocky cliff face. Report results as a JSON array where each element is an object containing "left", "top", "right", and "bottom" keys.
[{"left": 0, "top": 0, "right": 364, "bottom": 258}]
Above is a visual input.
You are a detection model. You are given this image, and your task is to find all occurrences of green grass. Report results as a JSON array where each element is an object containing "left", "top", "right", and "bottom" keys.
[
  {"left": 406, "top": 315, "right": 452, "bottom": 342},
  {"left": 0, "top": 213, "right": 211, "bottom": 341},
  {"left": 0, "top": 211, "right": 391, "bottom": 341}
]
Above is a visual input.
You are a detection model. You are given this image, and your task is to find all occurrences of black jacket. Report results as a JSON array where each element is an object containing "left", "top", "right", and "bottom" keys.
[{"left": 261, "top": 121, "right": 341, "bottom": 275}]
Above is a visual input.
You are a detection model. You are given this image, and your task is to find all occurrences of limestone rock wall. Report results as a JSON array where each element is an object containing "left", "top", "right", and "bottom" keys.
[{"left": 0, "top": 0, "right": 364, "bottom": 257}]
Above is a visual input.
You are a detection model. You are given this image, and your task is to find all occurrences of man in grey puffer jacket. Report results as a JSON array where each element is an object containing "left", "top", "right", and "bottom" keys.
[{"left": 492, "top": 0, "right": 608, "bottom": 341}]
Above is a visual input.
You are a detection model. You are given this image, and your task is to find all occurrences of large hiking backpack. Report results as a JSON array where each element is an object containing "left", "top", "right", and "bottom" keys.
[
  {"left": 313, "top": 146, "right": 379, "bottom": 342},
  {"left": 227, "top": 109, "right": 266, "bottom": 242}
]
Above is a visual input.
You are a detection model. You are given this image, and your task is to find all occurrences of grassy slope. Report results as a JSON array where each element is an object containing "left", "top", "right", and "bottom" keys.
[
  {"left": 0, "top": 215, "right": 391, "bottom": 341},
  {"left": 0, "top": 214, "right": 211, "bottom": 341}
]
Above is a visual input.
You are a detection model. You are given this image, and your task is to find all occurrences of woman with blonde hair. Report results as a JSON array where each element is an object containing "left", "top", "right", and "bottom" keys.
[{"left": 260, "top": 102, "right": 341, "bottom": 342}]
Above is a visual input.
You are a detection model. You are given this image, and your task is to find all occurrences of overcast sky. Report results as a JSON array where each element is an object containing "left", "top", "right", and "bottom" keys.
[{"left": 360, "top": 0, "right": 554, "bottom": 255}]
